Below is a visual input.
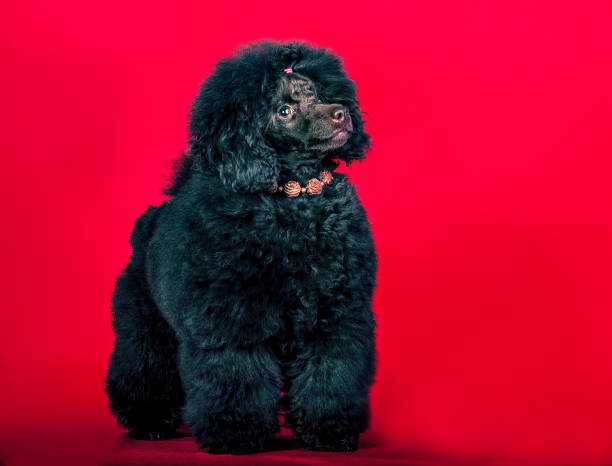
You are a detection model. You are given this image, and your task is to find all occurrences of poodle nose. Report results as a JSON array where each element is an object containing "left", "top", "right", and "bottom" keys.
[{"left": 331, "top": 105, "right": 346, "bottom": 123}]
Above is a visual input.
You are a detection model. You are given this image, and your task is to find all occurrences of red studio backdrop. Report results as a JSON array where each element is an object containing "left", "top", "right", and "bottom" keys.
[{"left": 2, "top": 1, "right": 612, "bottom": 465}]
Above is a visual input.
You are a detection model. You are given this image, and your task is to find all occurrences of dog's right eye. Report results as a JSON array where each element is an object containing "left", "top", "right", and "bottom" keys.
[{"left": 278, "top": 105, "right": 293, "bottom": 118}]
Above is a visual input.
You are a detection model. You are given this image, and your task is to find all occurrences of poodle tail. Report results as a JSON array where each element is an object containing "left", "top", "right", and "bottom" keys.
[{"left": 128, "top": 203, "right": 166, "bottom": 265}]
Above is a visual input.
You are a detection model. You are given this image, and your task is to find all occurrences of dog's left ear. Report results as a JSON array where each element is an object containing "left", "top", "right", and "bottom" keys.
[{"left": 187, "top": 54, "right": 279, "bottom": 193}]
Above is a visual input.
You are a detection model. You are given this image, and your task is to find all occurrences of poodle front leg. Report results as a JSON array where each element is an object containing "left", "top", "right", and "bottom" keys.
[
  {"left": 285, "top": 319, "right": 376, "bottom": 452},
  {"left": 178, "top": 340, "right": 281, "bottom": 454}
]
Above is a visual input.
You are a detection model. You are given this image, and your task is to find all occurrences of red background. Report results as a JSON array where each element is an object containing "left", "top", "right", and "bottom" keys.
[{"left": 2, "top": 1, "right": 612, "bottom": 465}]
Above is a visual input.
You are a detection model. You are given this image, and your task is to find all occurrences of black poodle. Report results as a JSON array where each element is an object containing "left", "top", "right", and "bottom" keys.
[{"left": 105, "top": 40, "right": 378, "bottom": 455}]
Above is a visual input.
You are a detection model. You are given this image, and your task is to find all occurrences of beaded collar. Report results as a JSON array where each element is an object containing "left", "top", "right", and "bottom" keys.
[{"left": 269, "top": 170, "right": 333, "bottom": 198}]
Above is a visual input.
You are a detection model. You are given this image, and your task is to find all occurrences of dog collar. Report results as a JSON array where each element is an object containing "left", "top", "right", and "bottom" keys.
[{"left": 269, "top": 170, "right": 333, "bottom": 197}]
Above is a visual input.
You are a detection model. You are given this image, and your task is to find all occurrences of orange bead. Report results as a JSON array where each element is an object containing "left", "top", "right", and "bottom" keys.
[
  {"left": 284, "top": 180, "right": 301, "bottom": 197},
  {"left": 320, "top": 170, "right": 333, "bottom": 185},
  {"left": 306, "top": 178, "right": 323, "bottom": 195}
]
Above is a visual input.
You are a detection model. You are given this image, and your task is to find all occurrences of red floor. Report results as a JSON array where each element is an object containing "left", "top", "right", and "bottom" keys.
[
  {"left": 0, "top": 419, "right": 584, "bottom": 466},
  {"left": 0, "top": 424, "right": 399, "bottom": 465}
]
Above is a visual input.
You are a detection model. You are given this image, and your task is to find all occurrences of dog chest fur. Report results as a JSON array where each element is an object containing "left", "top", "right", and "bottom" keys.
[{"left": 144, "top": 170, "right": 372, "bottom": 349}]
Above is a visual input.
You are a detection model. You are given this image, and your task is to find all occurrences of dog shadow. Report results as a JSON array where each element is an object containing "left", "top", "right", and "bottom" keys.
[{"left": 120, "top": 427, "right": 381, "bottom": 453}]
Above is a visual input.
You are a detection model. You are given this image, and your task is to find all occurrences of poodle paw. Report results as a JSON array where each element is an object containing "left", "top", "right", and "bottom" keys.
[
  {"left": 301, "top": 432, "right": 359, "bottom": 452},
  {"left": 192, "top": 411, "right": 277, "bottom": 454},
  {"left": 200, "top": 427, "right": 271, "bottom": 454}
]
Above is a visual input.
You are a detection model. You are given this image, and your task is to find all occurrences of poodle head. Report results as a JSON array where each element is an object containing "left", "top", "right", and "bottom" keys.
[{"left": 165, "top": 40, "right": 370, "bottom": 195}]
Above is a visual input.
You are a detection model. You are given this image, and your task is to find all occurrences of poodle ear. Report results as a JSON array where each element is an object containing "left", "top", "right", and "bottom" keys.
[
  {"left": 191, "top": 108, "right": 279, "bottom": 193},
  {"left": 187, "top": 56, "right": 279, "bottom": 193}
]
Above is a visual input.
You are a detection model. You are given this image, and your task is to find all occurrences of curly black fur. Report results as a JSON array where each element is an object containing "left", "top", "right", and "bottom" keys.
[{"left": 105, "top": 40, "right": 378, "bottom": 454}]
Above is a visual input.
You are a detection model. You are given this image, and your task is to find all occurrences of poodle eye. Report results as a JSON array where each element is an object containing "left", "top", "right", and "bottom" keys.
[
  {"left": 278, "top": 105, "right": 293, "bottom": 118},
  {"left": 316, "top": 96, "right": 326, "bottom": 104}
]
